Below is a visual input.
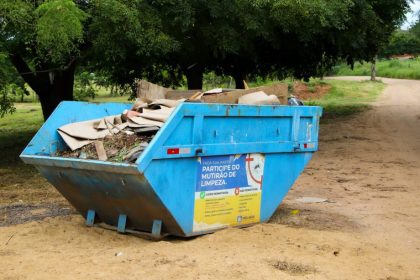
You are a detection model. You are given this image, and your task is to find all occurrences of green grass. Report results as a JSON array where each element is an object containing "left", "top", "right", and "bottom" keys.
[
  {"left": 334, "top": 58, "right": 420, "bottom": 80},
  {"left": 306, "top": 79, "right": 385, "bottom": 118},
  {"left": 0, "top": 103, "right": 43, "bottom": 166}
]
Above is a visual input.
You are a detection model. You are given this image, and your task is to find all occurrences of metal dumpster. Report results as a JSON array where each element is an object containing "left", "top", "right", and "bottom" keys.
[{"left": 21, "top": 101, "right": 322, "bottom": 238}]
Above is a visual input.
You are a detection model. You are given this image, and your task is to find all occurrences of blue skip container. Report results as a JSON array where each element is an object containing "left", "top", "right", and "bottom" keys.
[{"left": 21, "top": 102, "right": 322, "bottom": 238}]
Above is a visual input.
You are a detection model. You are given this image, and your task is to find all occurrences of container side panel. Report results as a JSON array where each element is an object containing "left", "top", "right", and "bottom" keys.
[
  {"left": 139, "top": 104, "right": 323, "bottom": 168},
  {"left": 202, "top": 117, "right": 293, "bottom": 144},
  {"left": 37, "top": 166, "right": 184, "bottom": 235},
  {"left": 260, "top": 152, "right": 313, "bottom": 221},
  {"left": 22, "top": 101, "right": 131, "bottom": 156},
  {"left": 298, "top": 117, "right": 316, "bottom": 141},
  {"left": 164, "top": 117, "right": 194, "bottom": 145},
  {"left": 144, "top": 158, "right": 197, "bottom": 234}
]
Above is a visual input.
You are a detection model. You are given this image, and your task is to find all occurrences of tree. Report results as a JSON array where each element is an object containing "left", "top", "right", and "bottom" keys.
[
  {"left": 382, "top": 30, "right": 420, "bottom": 57},
  {"left": 149, "top": 0, "right": 410, "bottom": 85},
  {"left": 1, "top": 0, "right": 411, "bottom": 119},
  {"left": 409, "top": 13, "right": 420, "bottom": 39},
  {"left": 0, "top": 0, "right": 173, "bottom": 119}
]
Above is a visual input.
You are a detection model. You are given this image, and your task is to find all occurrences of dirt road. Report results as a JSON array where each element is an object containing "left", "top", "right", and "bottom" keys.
[{"left": 0, "top": 77, "right": 419, "bottom": 279}]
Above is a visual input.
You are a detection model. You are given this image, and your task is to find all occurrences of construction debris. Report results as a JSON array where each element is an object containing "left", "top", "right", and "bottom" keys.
[
  {"left": 238, "top": 91, "right": 281, "bottom": 105},
  {"left": 57, "top": 80, "right": 292, "bottom": 163},
  {"left": 136, "top": 79, "right": 288, "bottom": 104},
  {"left": 94, "top": 141, "right": 108, "bottom": 161},
  {"left": 56, "top": 97, "right": 175, "bottom": 163},
  {"left": 59, "top": 133, "right": 153, "bottom": 163}
]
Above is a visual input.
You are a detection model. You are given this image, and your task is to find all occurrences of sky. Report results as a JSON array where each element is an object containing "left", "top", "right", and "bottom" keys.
[{"left": 402, "top": 0, "right": 420, "bottom": 29}]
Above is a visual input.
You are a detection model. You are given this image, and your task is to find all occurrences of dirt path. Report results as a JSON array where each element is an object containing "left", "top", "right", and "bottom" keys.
[{"left": 1, "top": 77, "right": 419, "bottom": 279}]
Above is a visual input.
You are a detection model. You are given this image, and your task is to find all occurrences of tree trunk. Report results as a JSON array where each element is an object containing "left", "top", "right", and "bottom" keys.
[
  {"left": 9, "top": 53, "right": 76, "bottom": 120},
  {"left": 232, "top": 72, "right": 246, "bottom": 89},
  {"left": 371, "top": 56, "right": 377, "bottom": 81},
  {"left": 185, "top": 66, "right": 203, "bottom": 90},
  {"left": 39, "top": 65, "right": 76, "bottom": 119}
]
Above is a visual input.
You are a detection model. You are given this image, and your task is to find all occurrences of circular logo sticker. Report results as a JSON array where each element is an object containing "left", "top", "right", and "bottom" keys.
[{"left": 234, "top": 188, "right": 240, "bottom": 195}]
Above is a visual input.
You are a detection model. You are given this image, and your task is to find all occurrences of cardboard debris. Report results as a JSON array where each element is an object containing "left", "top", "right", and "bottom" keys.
[
  {"left": 58, "top": 118, "right": 128, "bottom": 140},
  {"left": 238, "top": 91, "right": 281, "bottom": 105},
  {"left": 139, "top": 107, "right": 174, "bottom": 122},
  {"left": 94, "top": 116, "right": 119, "bottom": 130},
  {"left": 131, "top": 98, "right": 150, "bottom": 111},
  {"left": 149, "top": 99, "right": 185, "bottom": 108},
  {"left": 133, "top": 126, "right": 160, "bottom": 134},
  {"left": 127, "top": 117, "right": 164, "bottom": 128},
  {"left": 58, "top": 131, "right": 93, "bottom": 151},
  {"left": 57, "top": 98, "right": 177, "bottom": 153}
]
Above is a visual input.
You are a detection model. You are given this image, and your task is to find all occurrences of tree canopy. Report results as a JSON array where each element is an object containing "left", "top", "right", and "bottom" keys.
[
  {"left": 382, "top": 30, "right": 420, "bottom": 57},
  {"left": 0, "top": 0, "right": 411, "bottom": 119}
]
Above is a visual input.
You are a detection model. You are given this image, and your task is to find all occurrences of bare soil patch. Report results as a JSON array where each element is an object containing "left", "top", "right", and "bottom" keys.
[
  {"left": 269, "top": 204, "right": 360, "bottom": 232},
  {"left": 0, "top": 203, "right": 75, "bottom": 227},
  {"left": 269, "top": 259, "right": 317, "bottom": 276},
  {"left": 292, "top": 81, "right": 331, "bottom": 100}
]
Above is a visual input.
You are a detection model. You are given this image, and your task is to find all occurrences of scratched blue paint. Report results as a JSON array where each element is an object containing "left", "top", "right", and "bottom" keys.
[{"left": 21, "top": 101, "right": 322, "bottom": 237}]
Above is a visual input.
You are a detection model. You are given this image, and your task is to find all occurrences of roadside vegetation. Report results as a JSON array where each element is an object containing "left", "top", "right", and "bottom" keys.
[
  {"left": 333, "top": 58, "right": 420, "bottom": 80},
  {"left": 304, "top": 80, "right": 385, "bottom": 119}
]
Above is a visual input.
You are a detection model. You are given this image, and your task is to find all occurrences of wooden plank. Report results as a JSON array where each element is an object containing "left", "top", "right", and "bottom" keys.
[
  {"left": 136, "top": 80, "right": 168, "bottom": 99},
  {"left": 94, "top": 141, "right": 108, "bottom": 161},
  {"left": 202, "top": 83, "right": 288, "bottom": 104},
  {"left": 166, "top": 90, "right": 199, "bottom": 100}
]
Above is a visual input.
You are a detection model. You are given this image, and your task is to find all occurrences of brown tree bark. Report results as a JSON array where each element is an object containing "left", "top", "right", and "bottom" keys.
[
  {"left": 232, "top": 71, "right": 246, "bottom": 89},
  {"left": 9, "top": 53, "right": 76, "bottom": 120},
  {"left": 185, "top": 65, "right": 204, "bottom": 90},
  {"left": 371, "top": 56, "right": 377, "bottom": 81}
]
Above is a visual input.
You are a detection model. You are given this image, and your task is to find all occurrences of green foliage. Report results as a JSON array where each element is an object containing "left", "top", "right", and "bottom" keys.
[
  {"left": 34, "top": 0, "right": 87, "bottom": 63},
  {"left": 88, "top": 0, "right": 177, "bottom": 86},
  {"left": 0, "top": 0, "right": 412, "bottom": 119},
  {"left": 0, "top": 90, "right": 16, "bottom": 117},
  {"left": 382, "top": 30, "right": 420, "bottom": 57},
  {"left": 410, "top": 14, "right": 420, "bottom": 39},
  {"left": 73, "top": 71, "right": 95, "bottom": 101},
  {"left": 0, "top": 52, "right": 24, "bottom": 115}
]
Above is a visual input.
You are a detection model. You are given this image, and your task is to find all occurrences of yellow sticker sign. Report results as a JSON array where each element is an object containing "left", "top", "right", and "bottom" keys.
[{"left": 193, "top": 154, "right": 265, "bottom": 232}]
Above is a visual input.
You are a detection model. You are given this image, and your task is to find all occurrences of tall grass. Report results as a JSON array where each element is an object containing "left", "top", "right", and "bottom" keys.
[{"left": 334, "top": 58, "right": 420, "bottom": 80}]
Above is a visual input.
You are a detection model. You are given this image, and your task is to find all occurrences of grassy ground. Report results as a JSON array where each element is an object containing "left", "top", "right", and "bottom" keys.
[
  {"left": 333, "top": 58, "right": 420, "bottom": 80},
  {"left": 305, "top": 79, "right": 385, "bottom": 119}
]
